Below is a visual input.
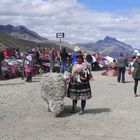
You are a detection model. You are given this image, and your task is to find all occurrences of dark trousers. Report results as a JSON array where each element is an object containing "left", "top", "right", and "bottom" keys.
[
  {"left": 117, "top": 67, "right": 126, "bottom": 82},
  {"left": 26, "top": 72, "right": 32, "bottom": 82},
  {"left": 72, "top": 100, "right": 86, "bottom": 111},
  {"left": 60, "top": 61, "right": 68, "bottom": 73},
  {"left": 26, "top": 75, "right": 32, "bottom": 82},
  {"left": 134, "top": 79, "right": 139, "bottom": 95},
  {"left": 92, "top": 62, "right": 100, "bottom": 71}
]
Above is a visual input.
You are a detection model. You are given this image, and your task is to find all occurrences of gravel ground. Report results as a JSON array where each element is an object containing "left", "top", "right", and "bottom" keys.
[{"left": 0, "top": 71, "right": 140, "bottom": 140}]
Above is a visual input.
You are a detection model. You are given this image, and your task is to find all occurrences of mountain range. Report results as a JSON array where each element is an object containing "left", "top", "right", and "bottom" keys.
[
  {"left": 0, "top": 25, "right": 71, "bottom": 52},
  {"left": 0, "top": 32, "right": 62, "bottom": 52},
  {"left": 0, "top": 24, "right": 136, "bottom": 57},
  {"left": 76, "top": 36, "right": 135, "bottom": 57},
  {"left": 0, "top": 24, "right": 47, "bottom": 42}
]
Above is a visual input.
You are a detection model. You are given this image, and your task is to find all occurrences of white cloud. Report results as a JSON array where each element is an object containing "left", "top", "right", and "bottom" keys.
[{"left": 0, "top": 0, "right": 140, "bottom": 48}]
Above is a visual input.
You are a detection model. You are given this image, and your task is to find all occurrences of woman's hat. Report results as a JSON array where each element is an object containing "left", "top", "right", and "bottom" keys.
[
  {"left": 76, "top": 51, "right": 83, "bottom": 57},
  {"left": 137, "top": 53, "right": 140, "bottom": 57},
  {"left": 74, "top": 46, "right": 80, "bottom": 52}
]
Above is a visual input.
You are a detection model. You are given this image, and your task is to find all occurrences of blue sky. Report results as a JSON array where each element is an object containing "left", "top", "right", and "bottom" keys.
[
  {"left": 0, "top": 0, "right": 140, "bottom": 49},
  {"left": 78, "top": 0, "right": 140, "bottom": 12}
]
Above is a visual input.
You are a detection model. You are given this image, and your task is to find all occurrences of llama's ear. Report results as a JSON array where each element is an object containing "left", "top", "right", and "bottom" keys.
[
  {"left": 49, "top": 101, "right": 56, "bottom": 112},
  {"left": 49, "top": 101, "right": 53, "bottom": 112}
]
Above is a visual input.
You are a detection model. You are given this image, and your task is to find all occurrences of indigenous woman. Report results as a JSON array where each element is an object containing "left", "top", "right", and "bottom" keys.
[
  {"left": 66, "top": 51, "right": 93, "bottom": 114},
  {"left": 23, "top": 50, "right": 34, "bottom": 82}
]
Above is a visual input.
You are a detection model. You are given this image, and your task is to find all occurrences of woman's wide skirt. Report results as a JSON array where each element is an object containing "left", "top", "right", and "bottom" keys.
[{"left": 67, "top": 77, "right": 92, "bottom": 100}]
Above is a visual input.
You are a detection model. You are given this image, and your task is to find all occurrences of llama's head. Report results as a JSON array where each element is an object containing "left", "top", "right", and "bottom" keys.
[{"left": 49, "top": 100, "right": 65, "bottom": 116}]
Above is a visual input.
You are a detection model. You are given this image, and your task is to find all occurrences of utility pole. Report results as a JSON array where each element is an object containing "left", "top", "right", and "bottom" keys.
[
  {"left": 56, "top": 33, "right": 65, "bottom": 73},
  {"left": 56, "top": 33, "right": 64, "bottom": 51}
]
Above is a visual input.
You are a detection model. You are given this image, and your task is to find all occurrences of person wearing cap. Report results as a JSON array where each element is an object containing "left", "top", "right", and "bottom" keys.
[
  {"left": 117, "top": 52, "right": 128, "bottom": 83},
  {"left": 66, "top": 50, "right": 93, "bottom": 115},
  {"left": 133, "top": 53, "right": 140, "bottom": 97}
]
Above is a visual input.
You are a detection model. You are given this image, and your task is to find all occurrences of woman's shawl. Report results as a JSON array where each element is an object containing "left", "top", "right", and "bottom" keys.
[{"left": 64, "top": 61, "right": 93, "bottom": 83}]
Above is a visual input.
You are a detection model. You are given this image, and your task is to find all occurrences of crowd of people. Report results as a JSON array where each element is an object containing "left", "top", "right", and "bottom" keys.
[
  {"left": 0, "top": 46, "right": 106, "bottom": 80},
  {"left": 0, "top": 45, "right": 140, "bottom": 114}
]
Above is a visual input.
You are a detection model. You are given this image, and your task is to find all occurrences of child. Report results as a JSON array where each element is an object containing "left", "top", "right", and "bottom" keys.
[{"left": 65, "top": 51, "right": 93, "bottom": 115}]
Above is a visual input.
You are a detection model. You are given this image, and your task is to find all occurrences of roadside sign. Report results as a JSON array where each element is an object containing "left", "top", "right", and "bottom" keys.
[{"left": 56, "top": 33, "right": 64, "bottom": 38}]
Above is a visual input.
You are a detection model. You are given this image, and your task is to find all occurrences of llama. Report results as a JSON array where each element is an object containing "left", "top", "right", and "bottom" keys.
[{"left": 41, "top": 73, "right": 67, "bottom": 116}]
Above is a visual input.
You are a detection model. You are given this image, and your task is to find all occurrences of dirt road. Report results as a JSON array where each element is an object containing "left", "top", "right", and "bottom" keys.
[{"left": 0, "top": 71, "right": 140, "bottom": 140}]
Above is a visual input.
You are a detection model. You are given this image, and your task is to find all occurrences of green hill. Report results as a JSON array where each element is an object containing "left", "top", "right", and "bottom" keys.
[{"left": 0, "top": 32, "right": 63, "bottom": 52}]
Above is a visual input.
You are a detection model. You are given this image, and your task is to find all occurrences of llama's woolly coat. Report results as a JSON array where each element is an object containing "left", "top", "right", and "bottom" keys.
[{"left": 41, "top": 73, "right": 67, "bottom": 116}]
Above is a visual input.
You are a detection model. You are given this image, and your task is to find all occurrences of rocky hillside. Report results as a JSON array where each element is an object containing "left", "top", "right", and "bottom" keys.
[
  {"left": 0, "top": 24, "right": 47, "bottom": 42},
  {"left": 0, "top": 32, "right": 60, "bottom": 51},
  {"left": 77, "top": 36, "right": 134, "bottom": 57},
  {"left": 0, "top": 24, "right": 74, "bottom": 52}
]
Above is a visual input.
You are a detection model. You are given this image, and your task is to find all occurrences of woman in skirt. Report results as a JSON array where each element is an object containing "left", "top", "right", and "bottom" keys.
[
  {"left": 133, "top": 53, "right": 140, "bottom": 97},
  {"left": 66, "top": 51, "right": 93, "bottom": 114},
  {"left": 23, "top": 50, "right": 34, "bottom": 82}
]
